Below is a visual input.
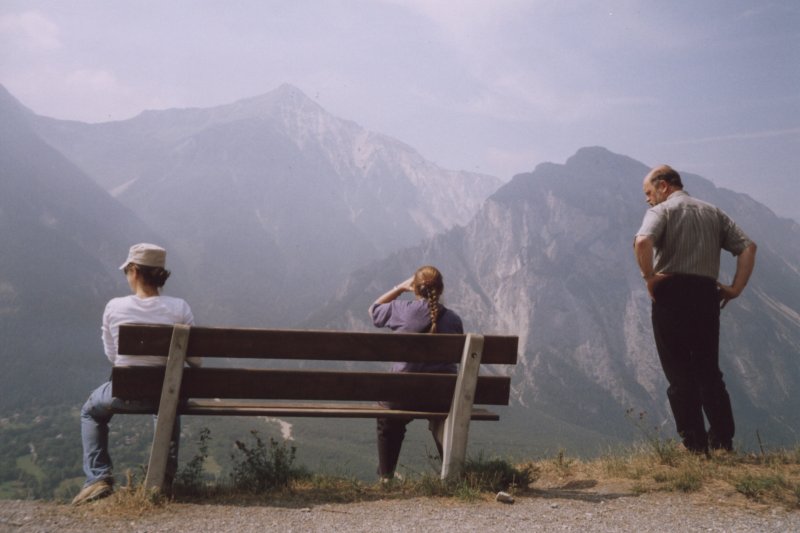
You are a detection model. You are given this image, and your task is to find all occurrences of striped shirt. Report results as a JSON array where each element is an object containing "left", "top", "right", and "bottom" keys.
[{"left": 636, "top": 191, "right": 753, "bottom": 280}]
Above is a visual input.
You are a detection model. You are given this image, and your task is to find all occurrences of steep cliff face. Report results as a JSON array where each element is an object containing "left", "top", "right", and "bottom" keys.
[
  {"left": 0, "top": 86, "right": 165, "bottom": 408},
  {"left": 313, "top": 147, "right": 800, "bottom": 447},
  {"left": 32, "top": 84, "right": 500, "bottom": 325},
  {"left": 441, "top": 148, "right": 672, "bottom": 433}
]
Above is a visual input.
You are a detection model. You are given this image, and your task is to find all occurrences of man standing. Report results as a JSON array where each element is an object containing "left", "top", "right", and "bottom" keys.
[{"left": 634, "top": 165, "right": 756, "bottom": 453}]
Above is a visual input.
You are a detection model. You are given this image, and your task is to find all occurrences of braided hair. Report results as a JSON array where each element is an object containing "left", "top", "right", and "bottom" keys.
[{"left": 413, "top": 266, "right": 444, "bottom": 333}]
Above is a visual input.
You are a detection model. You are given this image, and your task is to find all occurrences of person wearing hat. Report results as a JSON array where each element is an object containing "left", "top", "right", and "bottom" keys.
[{"left": 72, "top": 243, "right": 200, "bottom": 505}]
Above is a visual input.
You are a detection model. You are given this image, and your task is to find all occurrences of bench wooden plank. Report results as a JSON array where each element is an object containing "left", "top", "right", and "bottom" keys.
[
  {"left": 100, "top": 399, "right": 500, "bottom": 420},
  {"left": 182, "top": 400, "right": 500, "bottom": 421},
  {"left": 442, "top": 334, "right": 483, "bottom": 479},
  {"left": 118, "top": 325, "right": 518, "bottom": 365},
  {"left": 112, "top": 367, "right": 511, "bottom": 405},
  {"left": 144, "top": 324, "right": 189, "bottom": 492}
]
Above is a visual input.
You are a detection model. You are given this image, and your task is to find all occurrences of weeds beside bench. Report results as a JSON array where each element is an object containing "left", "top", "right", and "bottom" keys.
[{"left": 112, "top": 324, "right": 518, "bottom": 492}]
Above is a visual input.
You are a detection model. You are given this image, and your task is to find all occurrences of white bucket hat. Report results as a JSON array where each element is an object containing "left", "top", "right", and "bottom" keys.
[{"left": 119, "top": 243, "right": 167, "bottom": 269}]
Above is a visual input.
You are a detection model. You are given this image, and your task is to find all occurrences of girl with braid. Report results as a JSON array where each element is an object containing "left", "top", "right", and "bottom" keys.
[{"left": 368, "top": 265, "right": 464, "bottom": 481}]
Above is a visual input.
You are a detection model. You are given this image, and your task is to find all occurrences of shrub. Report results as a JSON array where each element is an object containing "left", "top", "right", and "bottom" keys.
[
  {"left": 670, "top": 469, "right": 703, "bottom": 492},
  {"left": 461, "top": 453, "right": 538, "bottom": 493},
  {"left": 174, "top": 427, "right": 212, "bottom": 494},
  {"left": 392, "top": 453, "right": 537, "bottom": 501},
  {"left": 229, "top": 431, "right": 307, "bottom": 492},
  {"left": 735, "top": 473, "right": 799, "bottom": 506}
]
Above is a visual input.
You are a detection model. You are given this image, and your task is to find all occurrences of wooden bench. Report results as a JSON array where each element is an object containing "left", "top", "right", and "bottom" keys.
[{"left": 112, "top": 324, "right": 518, "bottom": 492}]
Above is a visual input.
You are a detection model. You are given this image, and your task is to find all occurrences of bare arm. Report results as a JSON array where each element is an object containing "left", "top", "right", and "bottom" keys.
[
  {"left": 634, "top": 235, "right": 668, "bottom": 300},
  {"left": 375, "top": 276, "right": 414, "bottom": 303},
  {"left": 634, "top": 235, "right": 655, "bottom": 278},
  {"left": 368, "top": 276, "right": 415, "bottom": 318},
  {"left": 718, "top": 242, "right": 757, "bottom": 309}
]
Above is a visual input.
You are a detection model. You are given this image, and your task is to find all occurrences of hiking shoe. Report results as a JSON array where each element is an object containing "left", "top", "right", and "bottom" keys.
[{"left": 72, "top": 480, "right": 113, "bottom": 505}]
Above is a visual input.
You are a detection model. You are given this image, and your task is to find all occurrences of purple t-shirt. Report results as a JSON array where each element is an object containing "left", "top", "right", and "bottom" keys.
[{"left": 369, "top": 298, "right": 463, "bottom": 373}]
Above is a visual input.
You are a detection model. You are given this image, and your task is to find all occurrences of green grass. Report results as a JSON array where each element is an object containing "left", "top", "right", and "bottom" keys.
[
  {"left": 734, "top": 473, "right": 800, "bottom": 505},
  {"left": 0, "top": 481, "right": 21, "bottom": 499},
  {"left": 15, "top": 456, "right": 46, "bottom": 482}
]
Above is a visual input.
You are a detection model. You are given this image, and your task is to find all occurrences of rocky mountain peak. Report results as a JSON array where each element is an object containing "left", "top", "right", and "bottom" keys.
[
  {"left": 316, "top": 146, "right": 800, "bottom": 449},
  {"left": 208, "top": 83, "right": 328, "bottom": 126},
  {"left": 25, "top": 83, "right": 500, "bottom": 326}
]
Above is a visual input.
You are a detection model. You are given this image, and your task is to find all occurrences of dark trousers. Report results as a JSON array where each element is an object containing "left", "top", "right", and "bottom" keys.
[
  {"left": 651, "top": 275, "right": 735, "bottom": 452},
  {"left": 376, "top": 417, "right": 444, "bottom": 477}
]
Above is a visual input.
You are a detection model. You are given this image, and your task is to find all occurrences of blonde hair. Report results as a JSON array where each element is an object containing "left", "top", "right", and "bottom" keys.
[{"left": 413, "top": 265, "right": 444, "bottom": 333}]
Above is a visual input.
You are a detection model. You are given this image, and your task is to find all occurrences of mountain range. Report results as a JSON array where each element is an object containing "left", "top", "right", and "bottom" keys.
[
  {"left": 30, "top": 84, "right": 501, "bottom": 326},
  {"left": 2, "top": 83, "right": 799, "bottom": 456},
  {"left": 0, "top": 83, "right": 498, "bottom": 409},
  {"left": 0, "top": 86, "right": 164, "bottom": 405},
  {"left": 312, "top": 146, "right": 800, "bottom": 449}
]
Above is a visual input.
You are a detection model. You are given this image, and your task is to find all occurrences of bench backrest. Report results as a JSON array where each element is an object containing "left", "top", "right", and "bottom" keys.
[
  {"left": 113, "top": 324, "right": 519, "bottom": 487},
  {"left": 117, "top": 324, "right": 518, "bottom": 364},
  {"left": 113, "top": 324, "right": 518, "bottom": 406}
]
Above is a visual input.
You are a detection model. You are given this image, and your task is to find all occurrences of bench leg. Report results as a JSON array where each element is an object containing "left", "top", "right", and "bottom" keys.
[
  {"left": 441, "top": 334, "right": 484, "bottom": 480},
  {"left": 144, "top": 324, "right": 190, "bottom": 493}
]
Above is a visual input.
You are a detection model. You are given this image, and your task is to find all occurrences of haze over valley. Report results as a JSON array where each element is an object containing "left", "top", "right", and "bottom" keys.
[
  {"left": 2, "top": 85, "right": 798, "bottom": 465},
  {"left": 2, "top": 2, "right": 798, "bottom": 499}
]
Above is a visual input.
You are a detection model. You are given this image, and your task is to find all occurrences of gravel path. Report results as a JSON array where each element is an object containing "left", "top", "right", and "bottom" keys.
[{"left": 2, "top": 492, "right": 798, "bottom": 532}]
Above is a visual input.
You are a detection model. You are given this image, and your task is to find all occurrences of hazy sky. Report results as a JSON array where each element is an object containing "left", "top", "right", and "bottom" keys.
[{"left": 2, "top": 1, "right": 798, "bottom": 220}]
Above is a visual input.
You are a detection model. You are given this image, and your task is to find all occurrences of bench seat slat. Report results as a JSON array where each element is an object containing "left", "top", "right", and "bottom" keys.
[
  {"left": 117, "top": 325, "right": 518, "bottom": 365},
  {"left": 112, "top": 367, "right": 511, "bottom": 406},
  {"left": 183, "top": 400, "right": 500, "bottom": 421},
  {"left": 106, "top": 399, "right": 499, "bottom": 420}
]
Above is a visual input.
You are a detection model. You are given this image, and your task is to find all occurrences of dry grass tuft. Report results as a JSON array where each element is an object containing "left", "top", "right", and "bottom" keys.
[
  {"left": 527, "top": 444, "right": 800, "bottom": 510},
  {"left": 68, "top": 471, "right": 169, "bottom": 520},
  {"left": 71, "top": 445, "right": 800, "bottom": 514}
]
